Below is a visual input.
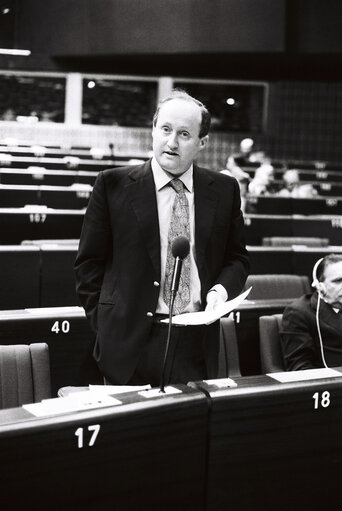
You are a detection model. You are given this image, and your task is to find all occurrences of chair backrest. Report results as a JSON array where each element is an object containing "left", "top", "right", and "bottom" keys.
[
  {"left": 218, "top": 316, "right": 241, "bottom": 378},
  {"left": 259, "top": 314, "right": 285, "bottom": 373},
  {"left": 262, "top": 236, "right": 330, "bottom": 247},
  {"left": 0, "top": 343, "right": 51, "bottom": 409},
  {"left": 245, "top": 274, "right": 310, "bottom": 300}
]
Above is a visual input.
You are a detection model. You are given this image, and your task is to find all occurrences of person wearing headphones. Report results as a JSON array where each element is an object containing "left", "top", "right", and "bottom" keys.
[{"left": 281, "top": 254, "right": 342, "bottom": 371}]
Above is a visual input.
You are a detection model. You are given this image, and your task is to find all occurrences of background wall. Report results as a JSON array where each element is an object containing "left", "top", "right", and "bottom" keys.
[{"left": 0, "top": 0, "right": 341, "bottom": 165}]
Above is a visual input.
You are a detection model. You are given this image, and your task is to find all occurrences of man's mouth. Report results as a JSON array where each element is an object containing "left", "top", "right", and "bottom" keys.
[{"left": 164, "top": 150, "right": 178, "bottom": 156}]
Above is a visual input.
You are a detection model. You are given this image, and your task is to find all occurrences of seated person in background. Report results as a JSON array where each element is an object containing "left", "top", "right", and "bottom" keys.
[
  {"left": 278, "top": 169, "right": 317, "bottom": 198},
  {"left": 247, "top": 162, "right": 275, "bottom": 196},
  {"left": 281, "top": 254, "right": 342, "bottom": 371},
  {"left": 222, "top": 137, "right": 266, "bottom": 179}
]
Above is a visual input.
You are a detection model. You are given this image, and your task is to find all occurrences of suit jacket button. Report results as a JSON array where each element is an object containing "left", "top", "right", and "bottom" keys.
[
  {"left": 153, "top": 281, "right": 160, "bottom": 287},
  {"left": 146, "top": 312, "right": 153, "bottom": 317}
]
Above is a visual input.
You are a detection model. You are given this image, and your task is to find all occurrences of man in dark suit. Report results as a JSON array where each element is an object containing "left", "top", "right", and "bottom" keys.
[
  {"left": 75, "top": 90, "right": 249, "bottom": 386},
  {"left": 281, "top": 254, "right": 342, "bottom": 371}
]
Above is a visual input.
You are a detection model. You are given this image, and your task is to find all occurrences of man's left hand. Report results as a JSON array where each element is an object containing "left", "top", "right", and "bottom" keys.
[{"left": 205, "top": 290, "right": 225, "bottom": 312}]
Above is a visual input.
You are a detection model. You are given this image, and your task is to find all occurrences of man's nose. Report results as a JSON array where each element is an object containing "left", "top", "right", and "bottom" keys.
[{"left": 167, "top": 132, "right": 178, "bottom": 149}]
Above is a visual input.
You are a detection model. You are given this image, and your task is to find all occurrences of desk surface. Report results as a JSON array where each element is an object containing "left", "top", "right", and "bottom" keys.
[
  {"left": 0, "top": 385, "right": 208, "bottom": 511},
  {"left": 194, "top": 371, "right": 342, "bottom": 511},
  {"left": 1, "top": 373, "right": 342, "bottom": 510}
]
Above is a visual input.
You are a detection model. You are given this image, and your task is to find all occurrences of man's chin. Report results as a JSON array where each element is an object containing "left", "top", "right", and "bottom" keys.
[{"left": 160, "top": 162, "right": 184, "bottom": 176}]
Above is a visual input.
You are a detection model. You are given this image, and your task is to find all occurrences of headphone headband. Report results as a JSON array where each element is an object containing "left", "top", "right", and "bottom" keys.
[{"left": 312, "top": 257, "right": 324, "bottom": 288}]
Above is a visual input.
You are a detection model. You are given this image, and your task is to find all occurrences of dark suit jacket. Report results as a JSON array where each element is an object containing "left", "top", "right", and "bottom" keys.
[
  {"left": 75, "top": 160, "right": 249, "bottom": 383},
  {"left": 281, "top": 292, "right": 342, "bottom": 371}
]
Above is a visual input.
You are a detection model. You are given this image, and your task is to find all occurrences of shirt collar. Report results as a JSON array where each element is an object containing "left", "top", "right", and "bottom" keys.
[{"left": 151, "top": 157, "right": 193, "bottom": 192}]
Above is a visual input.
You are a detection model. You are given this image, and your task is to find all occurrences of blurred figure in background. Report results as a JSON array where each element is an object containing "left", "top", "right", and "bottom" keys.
[
  {"left": 278, "top": 169, "right": 318, "bottom": 198},
  {"left": 222, "top": 137, "right": 255, "bottom": 182},
  {"left": 248, "top": 162, "right": 275, "bottom": 196}
]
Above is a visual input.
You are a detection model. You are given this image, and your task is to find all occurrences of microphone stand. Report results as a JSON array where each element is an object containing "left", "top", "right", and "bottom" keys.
[
  {"left": 159, "top": 242, "right": 188, "bottom": 393},
  {"left": 159, "top": 291, "right": 176, "bottom": 393},
  {"left": 160, "top": 255, "right": 183, "bottom": 393}
]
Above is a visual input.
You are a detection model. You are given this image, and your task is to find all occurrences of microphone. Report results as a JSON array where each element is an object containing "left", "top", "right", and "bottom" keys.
[
  {"left": 159, "top": 236, "right": 190, "bottom": 393},
  {"left": 170, "top": 236, "right": 190, "bottom": 297}
]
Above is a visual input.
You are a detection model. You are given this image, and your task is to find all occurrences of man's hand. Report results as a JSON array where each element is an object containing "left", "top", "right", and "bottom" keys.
[{"left": 205, "top": 290, "right": 225, "bottom": 312}]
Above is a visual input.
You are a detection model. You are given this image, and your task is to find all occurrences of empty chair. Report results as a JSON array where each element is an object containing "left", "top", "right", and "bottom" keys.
[
  {"left": 262, "top": 236, "right": 330, "bottom": 247},
  {"left": 218, "top": 316, "right": 241, "bottom": 378},
  {"left": 245, "top": 274, "right": 310, "bottom": 300},
  {"left": 259, "top": 314, "right": 285, "bottom": 373},
  {"left": 0, "top": 343, "right": 51, "bottom": 409}
]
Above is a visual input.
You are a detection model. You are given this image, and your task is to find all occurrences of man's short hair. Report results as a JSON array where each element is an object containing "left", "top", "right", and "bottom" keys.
[
  {"left": 316, "top": 254, "right": 342, "bottom": 281},
  {"left": 152, "top": 89, "right": 211, "bottom": 139}
]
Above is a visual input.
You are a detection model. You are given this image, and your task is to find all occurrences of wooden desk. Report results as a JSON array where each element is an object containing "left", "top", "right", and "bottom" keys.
[
  {"left": 0, "top": 168, "right": 98, "bottom": 186},
  {"left": 0, "top": 307, "right": 102, "bottom": 395},
  {"left": 248, "top": 245, "right": 342, "bottom": 278},
  {"left": 246, "top": 195, "right": 342, "bottom": 215},
  {"left": 0, "top": 184, "right": 91, "bottom": 209},
  {"left": 0, "top": 245, "right": 41, "bottom": 309},
  {"left": 245, "top": 214, "right": 342, "bottom": 245},
  {"left": 192, "top": 370, "right": 342, "bottom": 511},
  {"left": 0, "top": 206, "right": 84, "bottom": 244},
  {"left": 0, "top": 385, "right": 208, "bottom": 511}
]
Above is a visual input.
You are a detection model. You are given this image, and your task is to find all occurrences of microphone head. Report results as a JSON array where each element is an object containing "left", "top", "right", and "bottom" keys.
[{"left": 171, "top": 236, "right": 190, "bottom": 260}]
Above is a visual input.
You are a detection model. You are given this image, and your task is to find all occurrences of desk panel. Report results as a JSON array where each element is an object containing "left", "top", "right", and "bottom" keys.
[
  {"left": 40, "top": 187, "right": 91, "bottom": 209},
  {"left": 248, "top": 246, "right": 342, "bottom": 278},
  {"left": 193, "top": 373, "right": 342, "bottom": 511},
  {"left": 0, "top": 168, "right": 98, "bottom": 186},
  {"left": 40, "top": 246, "right": 78, "bottom": 306},
  {"left": 0, "top": 207, "right": 84, "bottom": 244},
  {"left": 246, "top": 196, "right": 342, "bottom": 216},
  {"left": 0, "top": 307, "right": 102, "bottom": 395},
  {"left": 245, "top": 215, "right": 342, "bottom": 245},
  {"left": 248, "top": 246, "right": 293, "bottom": 274},
  {"left": 0, "top": 386, "right": 208, "bottom": 511},
  {"left": 0, "top": 246, "right": 40, "bottom": 309}
]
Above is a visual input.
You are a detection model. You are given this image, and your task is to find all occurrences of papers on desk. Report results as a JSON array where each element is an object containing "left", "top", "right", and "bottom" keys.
[
  {"left": 89, "top": 384, "right": 151, "bottom": 395},
  {"left": 161, "top": 287, "right": 252, "bottom": 326},
  {"left": 23, "top": 390, "right": 122, "bottom": 417},
  {"left": 139, "top": 386, "right": 182, "bottom": 398},
  {"left": 267, "top": 367, "right": 342, "bottom": 383},
  {"left": 203, "top": 378, "right": 238, "bottom": 388}
]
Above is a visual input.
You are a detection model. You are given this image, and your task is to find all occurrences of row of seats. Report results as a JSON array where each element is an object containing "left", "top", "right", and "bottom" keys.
[
  {"left": 0, "top": 154, "right": 115, "bottom": 171},
  {"left": 4, "top": 241, "right": 338, "bottom": 310},
  {"left": 0, "top": 167, "right": 98, "bottom": 186},
  {"left": 3, "top": 184, "right": 342, "bottom": 214},
  {"left": 246, "top": 195, "right": 342, "bottom": 215},
  {"left": 0, "top": 274, "right": 311, "bottom": 401},
  {"left": 0, "top": 314, "right": 284, "bottom": 410},
  {"left": 245, "top": 214, "right": 342, "bottom": 245},
  {"left": 2, "top": 208, "right": 342, "bottom": 245},
  {"left": 245, "top": 165, "right": 342, "bottom": 182}
]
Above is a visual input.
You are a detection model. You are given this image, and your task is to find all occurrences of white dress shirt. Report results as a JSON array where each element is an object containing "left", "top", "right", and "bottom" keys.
[{"left": 151, "top": 157, "right": 227, "bottom": 314}]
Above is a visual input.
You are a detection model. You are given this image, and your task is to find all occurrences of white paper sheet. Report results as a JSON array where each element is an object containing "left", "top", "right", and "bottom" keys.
[
  {"left": 203, "top": 378, "right": 238, "bottom": 388},
  {"left": 267, "top": 367, "right": 342, "bottom": 383},
  {"left": 23, "top": 391, "right": 122, "bottom": 417},
  {"left": 89, "top": 384, "right": 151, "bottom": 395},
  {"left": 161, "top": 287, "right": 252, "bottom": 326}
]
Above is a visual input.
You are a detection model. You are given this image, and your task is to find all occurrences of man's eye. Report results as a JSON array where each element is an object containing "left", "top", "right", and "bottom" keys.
[
  {"left": 180, "top": 131, "right": 190, "bottom": 138},
  {"left": 161, "top": 126, "right": 170, "bottom": 133}
]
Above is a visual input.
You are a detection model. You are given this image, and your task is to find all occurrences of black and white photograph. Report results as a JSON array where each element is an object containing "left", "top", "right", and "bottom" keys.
[{"left": 0, "top": 1, "right": 341, "bottom": 509}]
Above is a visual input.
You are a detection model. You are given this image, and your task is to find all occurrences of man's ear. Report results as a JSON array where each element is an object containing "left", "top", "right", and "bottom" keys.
[
  {"left": 199, "top": 135, "right": 209, "bottom": 150},
  {"left": 317, "top": 281, "right": 327, "bottom": 296}
]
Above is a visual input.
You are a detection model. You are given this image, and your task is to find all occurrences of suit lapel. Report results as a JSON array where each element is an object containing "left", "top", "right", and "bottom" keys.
[
  {"left": 127, "top": 161, "right": 161, "bottom": 278},
  {"left": 193, "top": 166, "right": 218, "bottom": 273}
]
